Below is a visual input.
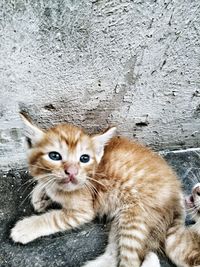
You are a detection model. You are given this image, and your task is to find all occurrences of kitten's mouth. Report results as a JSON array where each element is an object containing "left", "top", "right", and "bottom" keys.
[{"left": 59, "top": 176, "right": 78, "bottom": 185}]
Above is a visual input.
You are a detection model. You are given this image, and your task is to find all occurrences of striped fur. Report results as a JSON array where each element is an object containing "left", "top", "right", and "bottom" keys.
[{"left": 10, "top": 115, "right": 200, "bottom": 266}]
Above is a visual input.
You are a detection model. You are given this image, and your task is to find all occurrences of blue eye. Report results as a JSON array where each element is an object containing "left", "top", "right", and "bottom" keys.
[
  {"left": 48, "top": 151, "right": 62, "bottom": 161},
  {"left": 80, "top": 154, "right": 90, "bottom": 163}
]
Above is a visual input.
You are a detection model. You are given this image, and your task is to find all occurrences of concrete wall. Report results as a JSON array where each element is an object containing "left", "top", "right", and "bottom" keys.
[{"left": 0, "top": 0, "right": 200, "bottom": 170}]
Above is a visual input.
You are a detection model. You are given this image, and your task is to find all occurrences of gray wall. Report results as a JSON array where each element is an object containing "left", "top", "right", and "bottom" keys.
[{"left": 0, "top": 0, "right": 200, "bottom": 170}]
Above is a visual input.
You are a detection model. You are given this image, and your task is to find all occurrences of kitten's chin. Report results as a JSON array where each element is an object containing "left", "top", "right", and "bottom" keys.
[{"left": 56, "top": 181, "right": 85, "bottom": 192}]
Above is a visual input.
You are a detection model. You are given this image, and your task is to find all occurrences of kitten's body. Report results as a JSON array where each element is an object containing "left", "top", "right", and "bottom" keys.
[{"left": 11, "top": 116, "right": 200, "bottom": 267}]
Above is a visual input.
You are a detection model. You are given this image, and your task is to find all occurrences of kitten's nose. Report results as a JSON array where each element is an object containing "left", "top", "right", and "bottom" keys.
[{"left": 64, "top": 164, "right": 78, "bottom": 177}]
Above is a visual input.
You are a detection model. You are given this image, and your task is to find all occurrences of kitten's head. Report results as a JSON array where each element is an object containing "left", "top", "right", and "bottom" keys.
[
  {"left": 20, "top": 113, "right": 116, "bottom": 192},
  {"left": 185, "top": 183, "right": 200, "bottom": 222}
]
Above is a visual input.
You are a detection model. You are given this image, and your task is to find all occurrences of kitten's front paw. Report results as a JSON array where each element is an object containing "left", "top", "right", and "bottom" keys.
[
  {"left": 33, "top": 198, "right": 52, "bottom": 213},
  {"left": 32, "top": 191, "right": 52, "bottom": 213},
  {"left": 141, "top": 252, "right": 160, "bottom": 267},
  {"left": 10, "top": 216, "right": 40, "bottom": 244}
]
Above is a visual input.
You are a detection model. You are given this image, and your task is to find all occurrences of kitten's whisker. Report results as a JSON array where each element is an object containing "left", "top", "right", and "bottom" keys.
[
  {"left": 87, "top": 177, "right": 108, "bottom": 189},
  {"left": 188, "top": 176, "right": 198, "bottom": 186},
  {"left": 194, "top": 151, "right": 200, "bottom": 159},
  {"left": 195, "top": 169, "right": 200, "bottom": 182},
  {"left": 94, "top": 172, "right": 107, "bottom": 179},
  {"left": 187, "top": 209, "right": 197, "bottom": 215},
  {"left": 19, "top": 180, "right": 51, "bottom": 207},
  {"left": 20, "top": 179, "right": 36, "bottom": 195},
  {"left": 86, "top": 181, "right": 105, "bottom": 204},
  {"left": 186, "top": 171, "right": 198, "bottom": 185},
  {"left": 85, "top": 181, "right": 97, "bottom": 195},
  {"left": 19, "top": 177, "right": 56, "bottom": 207},
  {"left": 17, "top": 178, "right": 35, "bottom": 192},
  {"left": 19, "top": 179, "right": 34, "bottom": 188},
  {"left": 37, "top": 172, "right": 65, "bottom": 180},
  {"left": 190, "top": 211, "right": 198, "bottom": 220},
  {"left": 84, "top": 183, "right": 96, "bottom": 198},
  {"left": 187, "top": 206, "right": 198, "bottom": 215},
  {"left": 188, "top": 167, "right": 200, "bottom": 182},
  {"left": 52, "top": 174, "right": 65, "bottom": 179},
  {"left": 186, "top": 207, "right": 197, "bottom": 212},
  {"left": 42, "top": 179, "right": 55, "bottom": 193},
  {"left": 19, "top": 187, "right": 35, "bottom": 207},
  {"left": 39, "top": 177, "right": 57, "bottom": 190},
  {"left": 189, "top": 170, "right": 199, "bottom": 184},
  {"left": 29, "top": 164, "right": 52, "bottom": 172},
  {"left": 85, "top": 181, "right": 97, "bottom": 196},
  {"left": 37, "top": 174, "right": 55, "bottom": 179},
  {"left": 183, "top": 167, "right": 193, "bottom": 180},
  {"left": 194, "top": 202, "right": 200, "bottom": 208}
]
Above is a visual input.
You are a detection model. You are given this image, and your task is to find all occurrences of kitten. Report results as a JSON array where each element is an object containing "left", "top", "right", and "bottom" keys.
[
  {"left": 185, "top": 183, "right": 200, "bottom": 230},
  {"left": 10, "top": 114, "right": 200, "bottom": 267}
]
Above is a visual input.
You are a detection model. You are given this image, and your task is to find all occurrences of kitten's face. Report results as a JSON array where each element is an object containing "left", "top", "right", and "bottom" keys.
[
  {"left": 185, "top": 183, "right": 200, "bottom": 221},
  {"left": 29, "top": 125, "right": 98, "bottom": 192},
  {"left": 20, "top": 114, "right": 116, "bottom": 192}
]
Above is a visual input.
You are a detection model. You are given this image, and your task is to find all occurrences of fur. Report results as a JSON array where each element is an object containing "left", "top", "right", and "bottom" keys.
[{"left": 10, "top": 114, "right": 200, "bottom": 267}]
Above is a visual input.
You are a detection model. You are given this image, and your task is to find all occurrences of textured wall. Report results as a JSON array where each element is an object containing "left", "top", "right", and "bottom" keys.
[{"left": 0, "top": 0, "right": 200, "bottom": 170}]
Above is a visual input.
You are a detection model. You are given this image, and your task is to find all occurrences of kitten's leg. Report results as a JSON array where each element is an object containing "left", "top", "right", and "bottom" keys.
[
  {"left": 31, "top": 182, "right": 53, "bottom": 212},
  {"left": 82, "top": 222, "right": 118, "bottom": 267},
  {"left": 82, "top": 221, "right": 160, "bottom": 267},
  {"left": 141, "top": 252, "right": 160, "bottom": 267},
  {"left": 165, "top": 219, "right": 200, "bottom": 267},
  {"left": 117, "top": 208, "right": 151, "bottom": 267},
  {"left": 11, "top": 208, "right": 94, "bottom": 244}
]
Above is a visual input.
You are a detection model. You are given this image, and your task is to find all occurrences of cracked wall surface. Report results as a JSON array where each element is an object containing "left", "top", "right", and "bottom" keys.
[{"left": 0, "top": 0, "right": 200, "bottom": 170}]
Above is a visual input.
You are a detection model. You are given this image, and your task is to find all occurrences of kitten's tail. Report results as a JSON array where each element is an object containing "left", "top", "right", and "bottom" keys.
[{"left": 165, "top": 220, "right": 200, "bottom": 267}]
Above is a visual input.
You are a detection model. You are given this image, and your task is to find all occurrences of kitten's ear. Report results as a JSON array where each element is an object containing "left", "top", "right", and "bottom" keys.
[
  {"left": 92, "top": 127, "right": 116, "bottom": 162},
  {"left": 20, "top": 112, "right": 44, "bottom": 147}
]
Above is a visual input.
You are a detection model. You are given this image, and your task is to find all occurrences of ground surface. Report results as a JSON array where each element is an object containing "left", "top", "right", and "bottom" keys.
[{"left": 1, "top": 149, "right": 200, "bottom": 267}]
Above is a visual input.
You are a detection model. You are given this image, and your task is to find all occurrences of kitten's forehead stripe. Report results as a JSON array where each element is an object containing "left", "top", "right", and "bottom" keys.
[{"left": 45, "top": 124, "right": 87, "bottom": 151}]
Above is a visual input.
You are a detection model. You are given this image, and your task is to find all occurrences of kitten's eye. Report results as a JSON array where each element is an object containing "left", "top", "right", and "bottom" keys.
[
  {"left": 80, "top": 154, "right": 90, "bottom": 163},
  {"left": 48, "top": 151, "right": 62, "bottom": 161}
]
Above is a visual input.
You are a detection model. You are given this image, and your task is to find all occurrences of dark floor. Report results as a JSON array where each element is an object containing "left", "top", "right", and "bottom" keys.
[{"left": 1, "top": 149, "right": 200, "bottom": 267}]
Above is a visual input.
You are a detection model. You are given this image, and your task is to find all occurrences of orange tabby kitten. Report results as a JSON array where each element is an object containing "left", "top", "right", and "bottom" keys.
[
  {"left": 185, "top": 183, "right": 200, "bottom": 230},
  {"left": 11, "top": 114, "right": 200, "bottom": 267}
]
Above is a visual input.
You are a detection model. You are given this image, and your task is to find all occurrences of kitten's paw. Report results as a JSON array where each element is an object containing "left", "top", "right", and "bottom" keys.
[
  {"left": 33, "top": 198, "right": 52, "bottom": 213},
  {"left": 141, "top": 252, "right": 160, "bottom": 267},
  {"left": 10, "top": 216, "right": 41, "bottom": 244},
  {"left": 32, "top": 191, "right": 52, "bottom": 213}
]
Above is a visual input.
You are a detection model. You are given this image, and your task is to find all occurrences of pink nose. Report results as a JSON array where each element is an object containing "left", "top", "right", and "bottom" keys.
[{"left": 64, "top": 164, "right": 78, "bottom": 177}]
